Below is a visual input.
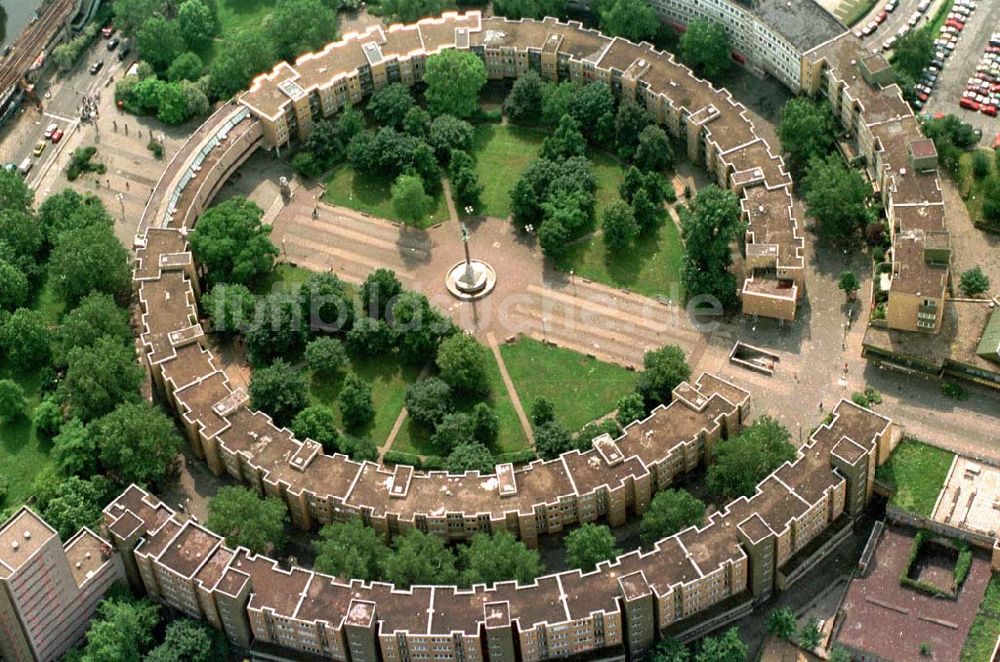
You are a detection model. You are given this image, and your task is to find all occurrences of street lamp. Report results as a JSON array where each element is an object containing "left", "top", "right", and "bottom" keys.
[{"left": 542, "top": 317, "right": 548, "bottom": 342}]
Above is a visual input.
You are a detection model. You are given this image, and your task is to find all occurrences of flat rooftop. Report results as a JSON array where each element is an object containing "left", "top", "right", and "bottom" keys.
[
  {"left": 0, "top": 509, "right": 56, "bottom": 578},
  {"left": 750, "top": 0, "right": 846, "bottom": 53},
  {"left": 932, "top": 456, "right": 1000, "bottom": 539}
]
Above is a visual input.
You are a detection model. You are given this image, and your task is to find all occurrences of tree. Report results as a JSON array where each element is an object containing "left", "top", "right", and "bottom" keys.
[
  {"left": 838, "top": 270, "right": 860, "bottom": 300},
  {"left": 389, "top": 291, "right": 455, "bottom": 362},
  {"left": 461, "top": 531, "right": 543, "bottom": 585},
  {"left": 652, "top": 638, "right": 692, "bottom": 662},
  {"left": 777, "top": 97, "right": 836, "bottom": 176},
  {"left": 2, "top": 308, "right": 51, "bottom": 371},
  {"left": 449, "top": 150, "right": 483, "bottom": 210},
  {"left": 37, "top": 476, "right": 110, "bottom": 540},
  {"left": 305, "top": 337, "right": 350, "bottom": 377},
  {"left": 267, "top": 0, "right": 338, "bottom": 61},
  {"left": 339, "top": 373, "right": 374, "bottom": 430},
  {"left": 634, "top": 124, "right": 672, "bottom": 172},
  {"left": 0, "top": 208, "right": 45, "bottom": 270},
  {"left": 206, "top": 486, "right": 288, "bottom": 554},
  {"left": 428, "top": 114, "right": 475, "bottom": 162},
  {"left": 380, "top": 0, "right": 444, "bottom": 23},
  {"left": 891, "top": 26, "right": 934, "bottom": 82},
  {"left": 803, "top": 154, "right": 873, "bottom": 245},
  {"left": 616, "top": 392, "right": 646, "bottom": 427},
  {"left": 565, "top": 523, "right": 619, "bottom": 571},
  {"left": 504, "top": 69, "right": 545, "bottom": 123},
  {"left": 203, "top": 283, "right": 256, "bottom": 335},
  {"left": 0, "top": 260, "right": 28, "bottom": 312},
  {"left": 0, "top": 380, "right": 25, "bottom": 421},
  {"left": 695, "top": 628, "right": 747, "bottom": 662},
  {"left": 145, "top": 619, "right": 229, "bottom": 662},
  {"left": 156, "top": 81, "right": 192, "bottom": 125},
  {"left": 190, "top": 198, "right": 278, "bottom": 286},
  {"left": 535, "top": 420, "right": 573, "bottom": 460},
  {"left": 367, "top": 82, "right": 415, "bottom": 129},
  {"left": 632, "top": 186, "right": 664, "bottom": 234},
  {"left": 679, "top": 185, "right": 742, "bottom": 308},
  {"left": 767, "top": 607, "right": 797, "bottom": 641},
  {"left": 300, "top": 271, "right": 355, "bottom": 333},
  {"left": 679, "top": 19, "right": 731, "bottom": 80},
  {"left": 405, "top": 378, "right": 453, "bottom": 428},
  {"left": 292, "top": 405, "right": 341, "bottom": 452},
  {"left": 403, "top": 106, "right": 431, "bottom": 138},
  {"left": 391, "top": 173, "right": 434, "bottom": 225},
  {"left": 446, "top": 442, "right": 495, "bottom": 474},
  {"left": 639, "top": 489, "right": 705, "bottom": 544},
  {"left": 55, "top": 293, "right": 132, "bottom": 365},
  {"left": 346, "top": 316, "right": 396, "bottom": 356},
  {"left": 829, "top": 647, "right": 852, "bottom": 662},
  {"left": 63, "top": 337, "right": 142, "bottom": 422},
  {"left": 566, "top": 82, "right": 616, "bottom": 145},
  {"left": 636, "top": 344, "right": 690, "bottom": 410},
  {"left": 431, "top": 412, "right": 475, "bottom": 453},
  {"left": 208, "top": 27, "right": 276, "bottom": 98},
  {"left": 530, "top": 397, "right": 556, "bottom": 427},
  {"left": 177, "top": 0, "right": 215, "bottom": 50},
  {"left": 537, "top": 215, "right": 571, "bottom": 260},
  {"left": 540, "top": 114, "right": 587, "bottom": 160},
  {"left": 384, "top": 529, "right": 458, "bottom": 587},
  {"left": 49, "top": 224, "right": 131, "bottom": 306},
  {"left": 797, "top": 618, "right": 822, "bottom": 650},
  {"left": 959, "top": 266, "right": 990, "bottom": 298},
  {"left": 493, "top": 0, "right": 567, "bottom": 19},
  {"left": 972, "top": 150, "right": 991, "bottom": 179},
  {"left": 436, "top": 333, "right": 490, "bottom": 397},
  {"left": 602, "top": 200, "right": 640, "bottom": 251},
  {"left": 78, "top": 595, "right": 161, "bottom": 662},
  {"left": 313, "top": 519, "right": 388, "bottom": 580},
  {"left": 166, "top": 51, "right": 204, "bottom": 82},
  {"left": 706, "top": 414, "right": 796, "bottom": 500},
  {"left": 599, "top": 0, "right": 659, "bottom": 46},
  {"left": 0, "top": 167, "right": 33, "bottom": 214},
  {"left": 245, "top": 292, "right": 308, "bottom": 365},
  {"left": 136, "top": 16, "right": 186, "bottom": 71},
  {"left": 113, "top": 0, "right": 169, "bottom": 36},
  {"left": 423, "top": 49, "right": 487, "bottom": 119},
  {"left": 52, "top": 418, "right": 98, "bottom": 477},
  {"left": 34, "top": 397, "right": 64, "bottom": 437},
  {"left": 93, "top": 403, "right": 182, "bottom": 487},
  {"left": 250, "top": 359, "right": 308, "bottom": 427},
  {"left": 360, "top": 268, "right": 403, "bottom": 320},
  {"left": 38, "top": 189, "right": 112, "bottom": 244},
  {"left": 471, "top": 402, "right": 500, "bottom": 446}
]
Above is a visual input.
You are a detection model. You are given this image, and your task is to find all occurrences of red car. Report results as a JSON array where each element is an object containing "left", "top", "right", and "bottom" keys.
[
  {"left": 50, "top": 128, "right": 64, "bottom": 143},
  {"left": 946, "top": 19, "right": 964, "bottom": 29},
  {"left": 876, "top": 10, "right": 888, "bottom": 22},
  {"left": 960, "top": 97, "right": 980, "bottom": 110},
  {"left": 917, "top": 91, "right": 930, "bottom": 102},
  {"left": 982, "top": 104, "right": 998, "bottom": 116},
  {"left": 101, "top": 24, "right": 114, "bottom": 39}
]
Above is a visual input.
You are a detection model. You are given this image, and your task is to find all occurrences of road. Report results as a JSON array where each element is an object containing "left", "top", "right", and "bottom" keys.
[
  {"left": 922, "top": 0, "right": 1000, "bottom": 135},
  {"left": 0, "top": 32, "right": 128, "bottom": 186},
  {"left": 853, "top": 0, "right": 946, "bottom": 52}
]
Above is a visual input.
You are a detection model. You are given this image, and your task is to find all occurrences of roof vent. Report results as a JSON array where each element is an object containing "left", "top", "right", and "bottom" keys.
[
  {"left": 76, "top": 562, "right": 82, "bottom": 569},
  {"left": 758, "top": 205, "right": 765, "bottom": 213},
  {"left": 23, "top": 531, "right": 31, "bottom": 540},
  {"left": 11, "top": 540, "right": 19, "bottom": 550}
]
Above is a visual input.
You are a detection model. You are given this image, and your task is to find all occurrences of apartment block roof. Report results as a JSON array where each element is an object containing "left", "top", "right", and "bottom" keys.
[
  {"left": 751, "top": 0, "right": 845, "bottom": 54},
  {"left": 0, "top": 508, "right": 56, "bottom": 578}
]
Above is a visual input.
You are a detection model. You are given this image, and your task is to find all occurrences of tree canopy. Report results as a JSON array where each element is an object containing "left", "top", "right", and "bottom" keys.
[
  {"left": 460, "top": 531, "right": 543, "bottom": 585},
  {"left": 383, "top": 529, "right": 459, "bottom": 587},
  {"left": 206, "top": 486, "right": 288, "bottom": 554},
  {"left": 679, "top": 185, "right": 742, "bottom": 308},
  {"left": 446, "top": 442, "right": 496, "bottom": 474},
  {"left": 423, "top": 49, "right": 487, "bottom": 119},
  {"left": 49, "top": 224, "right": 131, "bottom": 306},
  {"left": 267, "top": 0, "right": 339, "bottom": 61},
  {"left": 92, "top": 402, "right": 182, "bottom": 488},
  {"left": 144, "top": 619, "right": 229, "bottom": 662},
  {"left": 636, "top": 344, "right": 691, "bottom": 410},
  {"left": 313, "top": 519, "right": 389, "bottom": 581},
  {"left": 777, "top": 97, "right": 837, "bottom": 176},
  {"left": 292, "top": 405, "right": 341, "bottom": 452},
  {"left": 706, "top": 414, "right": 796, "bottom": 500},
  {"left": 77, "top": 594, "right": 161, "bottom": 662},
  {"left": 565, "top": 523, "right": 620, "bottom": 571},
  {"left": 802, "top": 154, "right": 873, "bottom": 244},
  {"left": 639, "top": 489, "right": 706, "bottom": 544},
  {"left": 250, "top": 359, "right": 309, "bottom": 427},
  {"left": 436, "top": 333, "right": 490, "bottom": 397},
  {"left": 63, "top": 337, "right": 143, "bottom": 422},
  {"left": 189, "top": 198, "right": 278, "bottom": 286},
  {"left": 679, "top": 19, "right": 732, "bottom": 80},
  {"left": 598, "top": 0, "right": 660, "bottom": 44}
]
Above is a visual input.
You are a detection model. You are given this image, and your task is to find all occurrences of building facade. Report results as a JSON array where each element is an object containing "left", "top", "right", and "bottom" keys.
[{"left": 0, "top": 510, "right": 124, "bottom": 662}]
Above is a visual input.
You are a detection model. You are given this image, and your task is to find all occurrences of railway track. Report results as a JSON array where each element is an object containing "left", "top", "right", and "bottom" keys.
[{"left": 0, "top": 0, "right": 75, "bottom": 106}]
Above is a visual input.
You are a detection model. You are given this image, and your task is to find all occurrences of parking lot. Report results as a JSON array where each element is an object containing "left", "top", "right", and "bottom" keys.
[
  {"left": 923, "top": 0, "right": 1000, "bottom": 136},
  {"left": 852, "top": 0, "right": 948, "bottom": 54}
]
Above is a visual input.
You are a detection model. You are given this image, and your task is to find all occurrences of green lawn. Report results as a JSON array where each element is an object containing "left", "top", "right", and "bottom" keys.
[
  {"left": 322, "top": 165, "right": 450, "bottom": 228},
  {"left": 0, "top": 281, "right": 65, "bottom": 507},
  {"left": 961, "top": 613, "right": 1000, "bottom": 662},
  {"left": 983, "top": 573, "right": 1000, "bottom": 615},
  {"left": 193, "top": 0, "right": 279, "bottom": 66},
  {"left": 255, "top": 263, "right": 317, "bottom": 296},
  {"left": 591, "top": 151, "right": 626, "bottom": 220},
  {"left": 875, "top": 438, "right": 955, "bottom": 517},
  {"left": 499, "top": 337, "right": 636, "bottom": 432},
  {"left": 839, "top": 0, "right": 878, "bottom": 27},
  {"left": 308, "top": 355, "right": 422, "bottom": 447},
  {"left": 391, "top": 353, "right": 530, "bottom": 457},
  {"left": 559, "top": 215, "right": 684, "bottom": 299},
  {"left": 957, "top": 150, "right": 998, "bottom": 231}
]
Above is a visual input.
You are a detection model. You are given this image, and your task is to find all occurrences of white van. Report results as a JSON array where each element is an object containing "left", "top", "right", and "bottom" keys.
[{"left": 17, "top": 157, "right": 32, "bottom": 176}]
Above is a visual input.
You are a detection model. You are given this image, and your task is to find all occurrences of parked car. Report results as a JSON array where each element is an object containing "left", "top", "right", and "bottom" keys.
[
  {"left": 32, "top": 140, "right": 45, "bottom": 156},
  {"left": 960, "top": 97, "right": 980, "bottom": 110},
  {"left": 885, "top": 0, "right": 897, "bottom": 10},
  {"left": 50, "top": 128, "right": 64, "bottom": 143},
  {"left": 43, "top": 122, "right": 58, "bottom": 139},
  {"left": 981, "top": 104, "right": 997, "bottom": 117},
  {"left": 89, "top": 60, "right": 103, "bottom": 74},
  {"left": 18, "top": 158, "right": 33, "bottom": 176},
  {"left": 107, "top": 37, "right": 119, "bottom": 51},
  {"left": 118, "top": 39, "right": 130, "bottom": 60},
  {"left": 101, "top": 24, "right": 114, "bottom": 39},
  {"left": 876, "top": 10, "right": 888, "bottom": 23}
]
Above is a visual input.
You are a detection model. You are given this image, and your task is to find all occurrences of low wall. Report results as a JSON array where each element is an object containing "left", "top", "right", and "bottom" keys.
[{"left": 885, "top": 504, "right": 996, "bottom": 551}]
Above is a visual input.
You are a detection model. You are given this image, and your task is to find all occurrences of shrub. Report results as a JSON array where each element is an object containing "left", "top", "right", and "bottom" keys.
[
  {"left": 940, "top": 381, "right": 968, "bottom": 400},
  {"left": 971, "top": 150, "right": 991, "bottom": 179},
  {"left": 148, "top": 139, "right": 164, "bottom": 159}
]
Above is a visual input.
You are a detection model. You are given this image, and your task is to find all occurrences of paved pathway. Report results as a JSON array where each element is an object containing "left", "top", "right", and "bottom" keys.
[{"left": 487, "top": 332, "right": 535, "bottom": 445}]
